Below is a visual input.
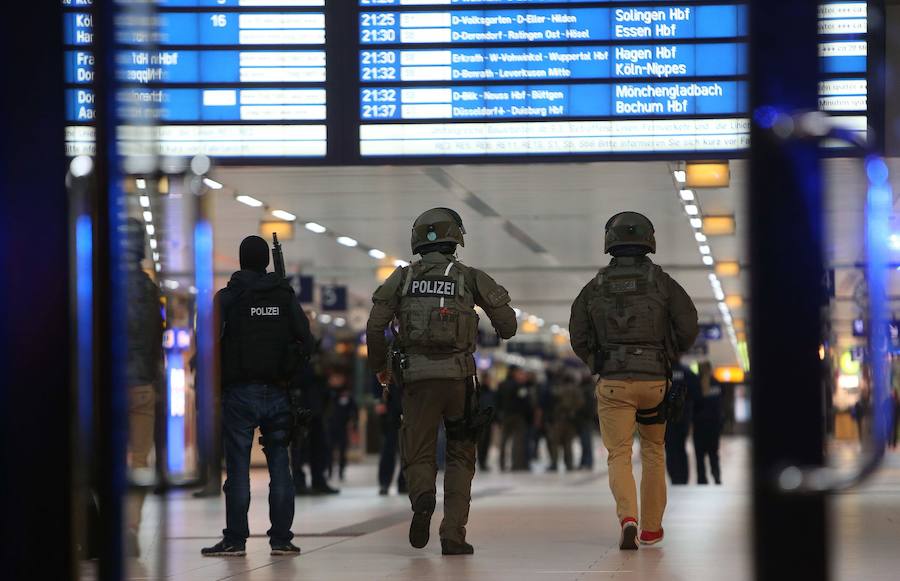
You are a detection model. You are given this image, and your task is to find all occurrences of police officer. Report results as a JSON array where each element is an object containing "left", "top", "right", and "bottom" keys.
[
  {"left": 569, "top": 212, "right": 698, "bottom": 550},
  {"left": 664, "top": 363, "right": 699, "bottom": 485},
  {"left": 123, "top": 218, "right": 163, "bottom": 557},
  {"left": 202, "top": 235, "right": 314, "bottom": 557},
  {"left": 366, "top": 208, "right": 517, "bottom": 555},
  {"left": 693, "top": 362, "right": 724, "bottom": 485}
]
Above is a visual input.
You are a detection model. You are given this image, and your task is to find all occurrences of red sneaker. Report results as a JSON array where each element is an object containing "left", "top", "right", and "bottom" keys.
[
  {"left": 619, "top": 518, "right": 639, "bottom": 550},
  {"left": 639, "top": 528, "right": 664, "bottom": 546}
]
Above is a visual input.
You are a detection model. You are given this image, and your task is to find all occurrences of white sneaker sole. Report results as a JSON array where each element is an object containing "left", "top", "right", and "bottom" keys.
[
  {"left": 620, "top": 523, "right": 639, "bottom": 550},
  {"left": 639, "top": 535, "right": 664, "bottom": 546},
  {"left": 271, "top": 550, "right": 301, "bottom": 556}
]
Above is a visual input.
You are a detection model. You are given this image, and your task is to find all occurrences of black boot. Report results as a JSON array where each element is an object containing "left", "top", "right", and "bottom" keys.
[
  {"left": 409, "top": 493, "right": 436, "bottom": 549},
  {"left": 441, "top": 539, "right": 475, "bottom": 556}
]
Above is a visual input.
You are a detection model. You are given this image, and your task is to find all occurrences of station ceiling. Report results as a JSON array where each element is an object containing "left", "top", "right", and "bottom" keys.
[{"left": 206, "top": 158, "right": 898, "bottom": 367}]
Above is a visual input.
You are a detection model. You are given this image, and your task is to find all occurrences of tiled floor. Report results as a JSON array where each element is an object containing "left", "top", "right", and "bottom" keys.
[{"left": 94, "top": 437, "right": 899, "bottom": 580}]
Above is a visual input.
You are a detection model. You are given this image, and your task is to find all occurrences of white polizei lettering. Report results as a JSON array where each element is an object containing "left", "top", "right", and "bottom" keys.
[{"left": 250, "top": 306, "right": 280, "bottom": 316}]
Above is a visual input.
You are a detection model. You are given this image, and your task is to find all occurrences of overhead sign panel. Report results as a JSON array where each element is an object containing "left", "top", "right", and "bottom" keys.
[{"left": 356, "top": 0, "right": 869, "bottom": 160}]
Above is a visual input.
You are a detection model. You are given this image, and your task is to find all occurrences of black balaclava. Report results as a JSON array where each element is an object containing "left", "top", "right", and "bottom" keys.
[
  {"left": 610, "top": 244, "right": 650, "bottom": 258},
  {"left": 239, "top": 235, "right": 270, "bottom": 273}
]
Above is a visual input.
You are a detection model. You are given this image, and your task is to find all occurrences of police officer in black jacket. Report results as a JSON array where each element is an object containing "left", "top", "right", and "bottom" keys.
[{"left": 202, "top": 236, "right": 314, "bottom": 557}]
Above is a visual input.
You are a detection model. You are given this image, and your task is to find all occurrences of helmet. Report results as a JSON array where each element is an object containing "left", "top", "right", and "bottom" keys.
[
  {"left": 410, "top": 207, "right": 466, "bottom": 255},
  {"left": 604, "top": 212, "right": 656, "bottom": 255}
]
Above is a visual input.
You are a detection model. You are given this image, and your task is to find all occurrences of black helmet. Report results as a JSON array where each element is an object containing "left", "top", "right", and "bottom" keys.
[
  {"left": 604, "top": 212, "right": 656, "bottom": 255},
  {"left": 410, "top": 207, "right": 466, "bottom": 255}
]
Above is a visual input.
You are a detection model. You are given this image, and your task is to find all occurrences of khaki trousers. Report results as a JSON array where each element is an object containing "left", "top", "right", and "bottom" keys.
[
  {"left": 127, "top": 384, "right": 156, "bottom": 531},
  {"left": 596, "top": 378, "right": 667, "bottom": 531},
  {"left": 400, "top": 379, "right": 475, "bottom": 544}
]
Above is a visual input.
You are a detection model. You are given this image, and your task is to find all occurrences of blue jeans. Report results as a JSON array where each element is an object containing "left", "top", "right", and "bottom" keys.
[{"left": 222, "top": 384, "right": 294, "bottom": 546}]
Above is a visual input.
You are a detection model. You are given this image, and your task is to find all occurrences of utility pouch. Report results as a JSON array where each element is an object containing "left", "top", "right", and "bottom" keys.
[{"left": 402, "top": 352, "right": 469, "bottom": 383}]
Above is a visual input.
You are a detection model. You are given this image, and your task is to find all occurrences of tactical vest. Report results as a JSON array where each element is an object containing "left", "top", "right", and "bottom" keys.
[
  {"left": 222, "top": 282, "right": 300, "bottom": 387},
  {"left": 588, "top": 260, "right": 671, "bottom": 377},
  {"left": 396, "top": 258, "right": 479, "bottom": 382}
]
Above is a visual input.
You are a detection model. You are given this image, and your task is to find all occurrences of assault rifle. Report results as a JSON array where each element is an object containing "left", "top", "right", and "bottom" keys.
[{"left": 272, "top": 232, "right": 286, "bottom": 279}]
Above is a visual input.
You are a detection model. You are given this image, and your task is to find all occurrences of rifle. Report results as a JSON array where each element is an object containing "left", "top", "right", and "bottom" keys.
[{"left": 272, "top": 232, "right": 286, "bottom": 279}]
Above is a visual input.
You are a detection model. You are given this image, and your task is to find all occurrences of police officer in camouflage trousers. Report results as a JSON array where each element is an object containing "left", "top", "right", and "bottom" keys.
[
  {"left": 366, "top": 208, "right": 517, "bottom": 555},
  {"left": 569, "top": 212, "right": 698, "bottom": 550},
  {"left": 202, "top": 236, "right": 315, "bottom": 557}
]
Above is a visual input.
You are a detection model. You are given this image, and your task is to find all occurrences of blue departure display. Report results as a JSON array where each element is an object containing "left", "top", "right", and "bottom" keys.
[
  {"left": 359, "top": 6, "right": 747, "bottom": 45},
  {"left": 357, "top": 1, "right": 870, "bottom": 158},
  {"left": 61, "top": 0, "right": 871, "bottom": 161},
  {"left": 63, "top": 1, "right": 328, "bottom": 158},
  {"left": 361, "top": 43, "right": 748, "bottom": 83}
]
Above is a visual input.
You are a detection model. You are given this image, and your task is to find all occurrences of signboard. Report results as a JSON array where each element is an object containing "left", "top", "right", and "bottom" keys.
[
  {"left": 62, "top": 0, "right": 871, "bottom": 162},
  {"left": 700, "top": 323, "right": 723, "bottom": 341},
  {"left": 63, "top": 0, "right": 328, "bottom": 158},
  {"left": 291, "top": 274, "right": 315, "bottom": 303},
  {"left": 321, "top": 285, "right": 348, "bottom": 311},
  {"left": 356, "top": 0, "right": 868, "bottom": 159}
]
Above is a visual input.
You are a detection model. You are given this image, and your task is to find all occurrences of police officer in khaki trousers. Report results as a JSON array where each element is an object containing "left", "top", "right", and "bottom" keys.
[
  {"left": 569, "top": 212, "right": 698, "bottom": 550},
  {"left": 366, "top": 208, "right": 517, "bottom": 555}
]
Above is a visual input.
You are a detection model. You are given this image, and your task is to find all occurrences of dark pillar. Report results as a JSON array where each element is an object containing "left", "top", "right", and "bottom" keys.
[
  {"left": 0, "top": 1, "right": 73, "bottom": 579},
  {"left": 749, "top": 2, "right": 828, "bottom": 581}
]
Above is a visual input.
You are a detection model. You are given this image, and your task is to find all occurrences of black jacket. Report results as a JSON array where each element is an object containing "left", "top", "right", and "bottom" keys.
[
  {"left": 126, "top": 267, "right": 163, "bottom": 387},
  {"left": 216, "top": 270, "right": 315, "bottom": 387}
]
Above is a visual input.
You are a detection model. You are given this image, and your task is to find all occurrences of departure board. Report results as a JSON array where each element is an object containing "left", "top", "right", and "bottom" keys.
[
  {"left": 63, "top": 0, "right": 328, "bottom": 158},
  {"left": 356, "top": 1, "right": 869, "bottom": 159},
  {"left": 61, "top": 1, "right": 871, "bottom": 162}
]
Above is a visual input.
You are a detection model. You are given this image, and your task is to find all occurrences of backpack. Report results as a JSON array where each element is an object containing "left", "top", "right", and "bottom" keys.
[{"left": 587, "top": 261, "right": 670, "bottom": 376}]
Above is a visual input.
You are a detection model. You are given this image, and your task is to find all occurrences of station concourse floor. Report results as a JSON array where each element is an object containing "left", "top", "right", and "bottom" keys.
[{"left": 112, "top": 437, "right": 900, "bottom": 581}]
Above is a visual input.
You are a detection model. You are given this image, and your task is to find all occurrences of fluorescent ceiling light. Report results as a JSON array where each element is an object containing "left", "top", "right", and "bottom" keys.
[
  {"left": 139, "top": 195, "right": 150, "bottom": 208},
  {"left": 154, "top": 263, "right": 161, "bottom": 272},
  {"left": 152, "top": 252, "right": 160, "bottom": 262},
  {"left": 714, "top": 289, "right": 726, "bottom": 301},
  {"left": 695, "top": 232, "right": 707, "bottom": 242},
  {"left": 680, "top": 189, "right": 695, "bottom": 201},
  {"left": 890, "top": 234, "right": 900, "bottom": 250},
  {"left": 146, "top": 224, "right": 155, "bottom": 236},
  {"left": 143, "top": 211, "right": 153, "bottom": 223},
  {"left": 337, "top": 236, "right": 358, "bottom": 247},
  {"left": 690, "top": 218, "right": 703, "bottom": 229},
  {"left": 394, "top": 259, "right": 409, "bottom": 268},
  {"left": 702, "top": 255, "right": 715, "bottom": 266},
  {"left": 272, "top": 210, "right": 296, "bottom": 221},
  {"left": 149, "top": 239, "right": 157, "bottom": 250},
  {"left": 368, "top": 249, "right": 386, "bottom": 259},
  {"left": 334, "top": 317, "right": 346, "bottom": 328},
  {"left": 319, "top": 314, "right": 332, "bottom": 324},
  {"left": 235, "top": 195, "right": 264, "bottom": 208},
  {"left": 684, "top": 204, "right": 699, "bottom": 216},
  {"left": 674, "top": 170, "right": 686, "bottom": 183},
  {"left": 699, "top": 245, "right": 711, "bottom": 255},
  {"left": 203, "top": 178, "right": 223, "bottom": 190},
  {"left": 135, "top": 178, "right": 146, "bottom": 190},
  {"left": 305, "top": 222, "right": 327, "bottom": 234}
]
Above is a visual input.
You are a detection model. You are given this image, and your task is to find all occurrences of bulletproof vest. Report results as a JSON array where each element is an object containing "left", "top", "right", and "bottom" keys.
[
  {"left": 396, "top": 257, "right": 479, "bottom": 381},
  {"left": 222, "top": 281, "right": 300, "bottom": 386},
  {"left": 589, "top": 260, "right": 670, "bottom": 376}
]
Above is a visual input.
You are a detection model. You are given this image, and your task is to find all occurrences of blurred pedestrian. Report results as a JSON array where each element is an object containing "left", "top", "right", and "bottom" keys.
[
  {"left": 547, "top": 375, "right": 585, "bottom": 472},
  {"left": 124, "top": 218, "right": 163, "bottom": 557},
  {"left": 577, "top": 374, "right": 597, "bottom": 470},
  {"left": 326, "top": 369, "right": 358, "bottom": 482},
  {"left": 374, "top": 376, "right": 407, "bottom": 495},
  {"left": 498, "top": 366, "right": 533, "bottom": 471},
  {"left": 693, "top": 363, "right": 724, "bottom": 485},
  {"left": 477, "top": 375, "right": 497, "bottom": 471},
  {"left": 291, "top": 362, "right": 340, "bottom": 496},
  {"left": 665, "top": 364, "right": 699, "bottom": 485}
]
